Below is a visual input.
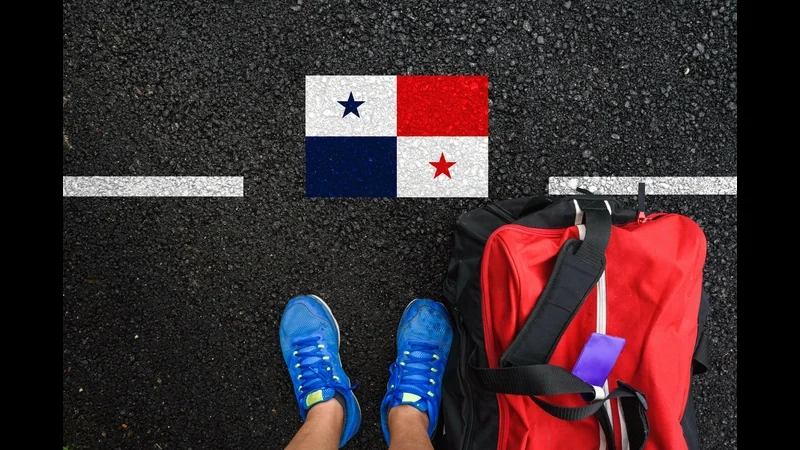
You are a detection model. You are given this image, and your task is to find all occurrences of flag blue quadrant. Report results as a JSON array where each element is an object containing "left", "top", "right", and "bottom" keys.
[{"left": 305, "top": 137, "right": 397, "bottom": 197}]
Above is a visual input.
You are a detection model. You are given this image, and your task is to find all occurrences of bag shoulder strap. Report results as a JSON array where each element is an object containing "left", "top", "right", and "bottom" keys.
[{"left": 499, "top": 198, "right": 612, "bottom": 367}]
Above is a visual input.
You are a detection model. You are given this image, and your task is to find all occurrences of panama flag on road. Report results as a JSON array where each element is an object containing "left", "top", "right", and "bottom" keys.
[{"left": 305, "top": 75, "right": 489, "bottom": 198}]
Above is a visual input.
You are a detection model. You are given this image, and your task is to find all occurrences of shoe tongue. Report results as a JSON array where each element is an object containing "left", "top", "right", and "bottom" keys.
[
  {"left": 399, "top": 392, "right": 429, "bottom": 411},
  {"left": 304, "top": 387, "right": 336, "bottom": 410},
  {"left": 297, "top": 343, "right": 323, "bottom": 366},
  {"left": 410, "top": 349, "right": 429, "bottom": 360}
]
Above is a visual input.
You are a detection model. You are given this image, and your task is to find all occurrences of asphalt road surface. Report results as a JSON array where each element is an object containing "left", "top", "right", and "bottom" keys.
[{"left": 62, "top": 1, "right": 737, "bottom": 449}]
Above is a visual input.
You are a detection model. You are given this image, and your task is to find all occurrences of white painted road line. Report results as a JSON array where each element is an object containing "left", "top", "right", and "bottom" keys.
[
  {"left": 548, "top": 177, "right": 737, "bottom": 195},
  {"left": 63, "top": 176, "right": 244, "bottom": 197}
]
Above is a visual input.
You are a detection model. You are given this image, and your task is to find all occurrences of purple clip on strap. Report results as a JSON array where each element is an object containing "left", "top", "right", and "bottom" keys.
[{"left": 571, "top": 332, "right": 626, "bottom": 401}]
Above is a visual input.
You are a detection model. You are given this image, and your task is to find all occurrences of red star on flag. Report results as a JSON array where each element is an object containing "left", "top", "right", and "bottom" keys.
[{"left": 429, "top": 153, "right": 457, "bottom": 179}]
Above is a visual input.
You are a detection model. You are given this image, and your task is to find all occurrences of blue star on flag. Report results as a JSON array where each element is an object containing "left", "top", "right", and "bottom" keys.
[{"left": 338, "top": 92, "right": 365, "bottom": 118}]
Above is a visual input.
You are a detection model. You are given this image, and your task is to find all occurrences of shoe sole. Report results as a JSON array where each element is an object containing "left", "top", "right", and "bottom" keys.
[{"left": 306, "top": 294, "right": 362, "bottom": 435}]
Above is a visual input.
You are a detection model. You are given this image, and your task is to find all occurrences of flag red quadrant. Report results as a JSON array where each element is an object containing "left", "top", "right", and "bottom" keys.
[{"left": 397, "top": 75, "right": 489, "bottom": 136}]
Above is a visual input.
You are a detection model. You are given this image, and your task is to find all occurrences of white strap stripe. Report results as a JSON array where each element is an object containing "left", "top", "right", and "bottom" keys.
[
  {"left": 599, "top": 426, "right": 607, "bottom": 450},
  {"left": 573, "top": 199, "right": 584, "bottom": 225}
]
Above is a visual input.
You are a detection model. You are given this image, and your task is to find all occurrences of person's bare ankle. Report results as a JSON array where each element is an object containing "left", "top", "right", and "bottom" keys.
[
  {"left": 388, "top": 404, "right": 429, "bottom": 431},
  {"left": 307, "top": 396, "right": 345, "bottom": 429}
]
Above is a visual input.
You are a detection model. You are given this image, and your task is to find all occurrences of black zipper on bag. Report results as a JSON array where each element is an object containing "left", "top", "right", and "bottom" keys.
[
  {"left": 637, "top": 182, "right": 648, "bottom": 223},
  {"left": 484, "top": 203, "right": 515, "bottom": 223}
]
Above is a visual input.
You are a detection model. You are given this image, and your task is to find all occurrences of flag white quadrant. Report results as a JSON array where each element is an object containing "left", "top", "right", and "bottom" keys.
[
  {"left": 305, "top": 75, "right": 397, "bottom": 137},
  {"left": 396, "top": 137, "right": 488, "bottom": 198}
]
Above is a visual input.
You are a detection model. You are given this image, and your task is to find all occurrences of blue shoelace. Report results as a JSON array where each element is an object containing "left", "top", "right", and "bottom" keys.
[
  {"left": 388, "top": 340, "right": 441, "bottom": 401},
  {"left": 291, "top": 336, "right": 354, "bottom": 398}
]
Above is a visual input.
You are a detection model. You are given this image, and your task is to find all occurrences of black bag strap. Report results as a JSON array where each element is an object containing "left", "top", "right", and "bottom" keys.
[
  {"left": 471, "top": 351, "right": 649, "bottom": 449},
  {"left": 574, "top": 200, "right": 613, "bottom": 268},
  {"left": 597, "top": 408, "right": 616, "bottom": 450},
  {"left": 595, "top": 383, "right": 650, "bottom": 450},
  {"left": 499, "top": 199, "right": 612, "bottom": 367}
]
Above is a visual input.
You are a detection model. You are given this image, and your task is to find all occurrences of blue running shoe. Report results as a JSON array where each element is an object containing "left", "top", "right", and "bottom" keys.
[
  {"left": 279, "top": 295, "right": 361, "bottom": 449},
  {"left": 380, "top": 298, "right": 453, "bottom": 445}
]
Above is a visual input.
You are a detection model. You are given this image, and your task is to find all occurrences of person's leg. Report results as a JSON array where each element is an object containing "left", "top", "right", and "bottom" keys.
[
  {"left": 285, "top": 399, "right": 343, "bottom": 450},
  {"left": 386, "top": 404, "right": 433, "bottom": 450},
  {"left": 380, "top": 299, "right": 454, "bottom": 448},
  {"left": 279, "top": 295, "right": 362, "bottom": 450}
]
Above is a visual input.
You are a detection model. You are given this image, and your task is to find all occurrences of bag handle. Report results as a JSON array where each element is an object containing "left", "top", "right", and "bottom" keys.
[{"left": 470, "top": 351, "right": 649, "bottom": 450}]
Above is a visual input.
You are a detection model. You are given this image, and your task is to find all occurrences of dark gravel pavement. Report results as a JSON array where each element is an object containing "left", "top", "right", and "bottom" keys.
[{"left": 63, "top": 1, "right": 737, "bottom": 449}]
